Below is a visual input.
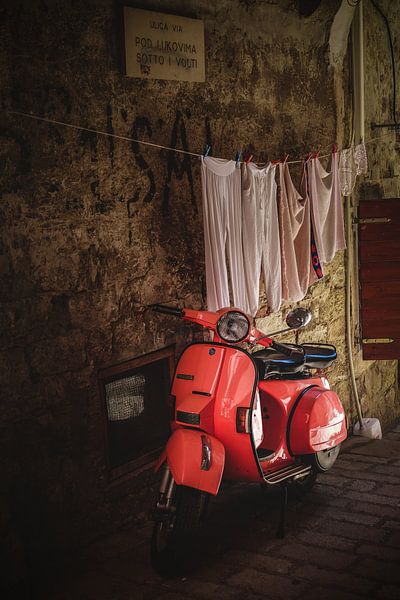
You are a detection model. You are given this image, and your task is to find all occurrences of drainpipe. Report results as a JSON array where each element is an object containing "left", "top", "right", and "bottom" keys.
[
  {"left": 353, "top": 0, "right": 365, "bottom": 144},
  {"left": 347, "top": 1, "right": 364, "bottom": 428},
  {"left": 345, "top": 198, "right": 363, "bottom": 426}
]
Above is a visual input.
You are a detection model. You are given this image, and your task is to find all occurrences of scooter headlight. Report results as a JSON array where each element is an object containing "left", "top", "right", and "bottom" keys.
[{"left": 216, "top": 311, "right": 250, "bottom": 343}]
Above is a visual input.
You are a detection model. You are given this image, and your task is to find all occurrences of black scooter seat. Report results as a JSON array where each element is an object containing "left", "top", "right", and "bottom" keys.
[
  {"left": 253, "top": 350, "right": 304, "bottom": 375},
  {"left": 302, "top": 343, "right": 337, "bottom": 369},
  {"left": 253, "top": 343, "right": 336, "bottom": 378}
]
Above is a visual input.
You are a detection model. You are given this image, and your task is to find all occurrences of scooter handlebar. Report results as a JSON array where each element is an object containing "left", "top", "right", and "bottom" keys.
[
  {"left": 151, "top": 304, "right": 184, "bottom": 317},
  {"left": 271, "top": 341, "right": 305, "bottom": 364}
]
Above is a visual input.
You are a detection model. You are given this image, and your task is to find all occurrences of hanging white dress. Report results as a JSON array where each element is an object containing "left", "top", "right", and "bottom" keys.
[
  {"left": 242, "top": 162, "right": 281, "bottom": 315},
  {"left": 201, "top": 156, "right": 248, "bottom": 313}
]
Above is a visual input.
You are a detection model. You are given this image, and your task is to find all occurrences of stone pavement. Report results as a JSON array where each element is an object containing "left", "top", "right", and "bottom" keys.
[{"left": 40, "top": 424, "right": 400, "bottom": 600}]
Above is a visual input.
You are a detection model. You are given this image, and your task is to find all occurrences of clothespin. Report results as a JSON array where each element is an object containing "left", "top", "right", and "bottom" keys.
[
  {"left": 235, "top": 150, "right": 241, "bottom": 167},
  {"left": 245, "top": 153, "right": 253, "bottom": 164},
  {"left": 313, "top": 148, "right": 321, "bottom": 159},
  {"left": 272, "top": 153, "right": 288, "bottom": 165},
  {"left": 203, "top": 144, "right": 211, "bottom": 157},
  {"left": 332, "top": 143, "right": 337, "bottom": 154}
]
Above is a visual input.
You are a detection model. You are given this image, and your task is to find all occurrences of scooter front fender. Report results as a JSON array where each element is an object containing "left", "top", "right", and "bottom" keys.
[{"left": 164, "top": 428, "right": 225, "bottom": 495}]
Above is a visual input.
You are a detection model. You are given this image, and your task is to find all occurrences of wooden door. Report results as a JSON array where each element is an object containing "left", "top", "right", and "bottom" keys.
[{"left": 358, "top": 198, "right": 400, "bottom": 359}]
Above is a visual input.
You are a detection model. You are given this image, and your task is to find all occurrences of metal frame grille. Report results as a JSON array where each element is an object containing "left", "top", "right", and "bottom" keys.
[
  {"left": 105, "top": 374, "right": 145, "bottom": 421},
  {"left": 99, "top": 345, "right": 175, "bottom": 478}
]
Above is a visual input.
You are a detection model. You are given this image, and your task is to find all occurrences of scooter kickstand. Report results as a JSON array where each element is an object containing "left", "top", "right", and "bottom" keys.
[{"left": 276, "top": 485, "right": 288, "bottom": 539}]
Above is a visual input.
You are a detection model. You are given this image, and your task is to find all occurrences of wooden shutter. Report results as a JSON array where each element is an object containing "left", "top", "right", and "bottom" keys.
[{"left": 358, "top": 198, "right": 400, "bottom": 359}]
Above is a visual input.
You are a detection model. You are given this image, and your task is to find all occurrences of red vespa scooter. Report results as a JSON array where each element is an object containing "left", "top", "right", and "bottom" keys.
[{"left": 150, "top": 304, "right": 347, "bottom": 570}]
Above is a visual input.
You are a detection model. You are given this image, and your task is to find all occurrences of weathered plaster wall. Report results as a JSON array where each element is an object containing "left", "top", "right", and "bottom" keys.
[{"left": 0, "top": 0, "right": 398, "bottom": 590}]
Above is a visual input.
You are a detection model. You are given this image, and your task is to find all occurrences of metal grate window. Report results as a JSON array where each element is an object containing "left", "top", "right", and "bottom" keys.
[
  {"left": 105, "top": 374, "right": 145, "bottom": 421},
  {"left": 99, "top": 347, "right": 174, "bottom": 474}
]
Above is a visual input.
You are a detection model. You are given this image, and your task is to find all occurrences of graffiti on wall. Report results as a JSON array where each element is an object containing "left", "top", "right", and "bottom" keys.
[
  {"left": 1, "top": 93, "right": 213, "bottom": 221},
  {"left": 131, "top": 115, "right": 157, "bottom": 206},
  {"left": 128, "top": 108, "right": 205, "bottom": 217},
  {"left": 162, "top": 109, "right": 196, "bottom": 216}
]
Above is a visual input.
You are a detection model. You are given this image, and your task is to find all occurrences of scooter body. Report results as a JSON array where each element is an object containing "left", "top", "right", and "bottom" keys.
[
  {"left": 150, "top": 305, "right": 347, "bottom": 570},
  {"left": 164, "top": 341, "right": 346, "bottom": 493}
]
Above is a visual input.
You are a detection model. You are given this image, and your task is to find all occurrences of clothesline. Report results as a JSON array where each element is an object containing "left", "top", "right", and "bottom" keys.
[{"left": 4, "top": 108, "right": 397, "bottom": 166}]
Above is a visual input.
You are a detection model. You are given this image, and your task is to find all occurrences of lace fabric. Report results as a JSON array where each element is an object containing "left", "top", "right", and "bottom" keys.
[
  {"left": 338, "top": 143, "right": 368, "bottom": 196},
  {"left": 354, "top": 143, "right": 368, "bottom": 175}
]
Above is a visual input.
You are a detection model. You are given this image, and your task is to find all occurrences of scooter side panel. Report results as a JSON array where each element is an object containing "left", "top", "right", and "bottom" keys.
[
  {"left": 289, "top": 387, "right": 347, "bottom": 454},
  {"left": 165, "top": 428, "right": 225, "bottom": 495},
  {"left": 213, "top": 348, "right": 261, "bottom": 481},
  {"left": 257, "top": 378, "right": 322, "bottom": 472}
]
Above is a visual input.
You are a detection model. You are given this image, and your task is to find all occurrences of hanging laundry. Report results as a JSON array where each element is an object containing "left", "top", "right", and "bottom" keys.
[
  {"left": 279, "top": 162, "right": 317, "bottom": 302},
  {"left": 307, "top": 152, "right": 346, "bottom": 265},
  {"left": 242, "top": 162, "right": 281, "bottom": 315},
  {"left": 338, "top": 142, "right": 368, "bottom": 196},
  {"left": 200, "top": 156, "right": 248, "bottom": 313},
  {"left": 301, "top": 161, "right": 325, "bottom": 280}
]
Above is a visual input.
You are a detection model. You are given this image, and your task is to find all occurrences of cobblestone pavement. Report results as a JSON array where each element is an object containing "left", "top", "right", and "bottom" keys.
[{"left": 42, "top": 424, "right": 400, "bottom": 600}]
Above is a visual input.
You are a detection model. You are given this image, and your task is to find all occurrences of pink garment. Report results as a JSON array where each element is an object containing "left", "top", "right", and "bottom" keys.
[
  {"left": 279, "top": 162, "right": 317, "bottom": 302},
  {"left": 307, "top": 152, "right": 346, "bottom": 264}
]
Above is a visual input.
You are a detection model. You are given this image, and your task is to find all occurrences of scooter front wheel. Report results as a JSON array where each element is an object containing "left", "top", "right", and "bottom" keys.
[{"left": 151, "top": 485, "right": 208, "bottom": 574}]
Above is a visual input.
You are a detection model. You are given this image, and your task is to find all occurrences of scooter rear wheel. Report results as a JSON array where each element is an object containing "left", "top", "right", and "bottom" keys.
[
  {"left": 304, "top": 444, "right": 341, "bottom": 473},
  {"left": 151, "top": 485, "right": 207, "bottom": 574}
]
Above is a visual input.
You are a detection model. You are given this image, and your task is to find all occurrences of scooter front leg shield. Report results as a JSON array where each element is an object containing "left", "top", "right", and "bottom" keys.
[{"left": 165, "top": 428, "right": 225, "bottom": 496}]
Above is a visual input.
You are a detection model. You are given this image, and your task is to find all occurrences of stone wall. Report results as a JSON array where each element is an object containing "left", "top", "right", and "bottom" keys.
[{"left": 0, "top": 0, "right": 398, "bottom": 591}]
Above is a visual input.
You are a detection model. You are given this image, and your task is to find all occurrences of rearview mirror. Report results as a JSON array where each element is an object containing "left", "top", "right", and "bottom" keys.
[{"left": 286, "top": 308, "right": 312, "bottom": 330}]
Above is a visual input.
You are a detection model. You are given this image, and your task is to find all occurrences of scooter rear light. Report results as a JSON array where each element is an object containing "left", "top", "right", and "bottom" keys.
[{"left": 236, "top": 407, "right": 250, "bottom": 434}]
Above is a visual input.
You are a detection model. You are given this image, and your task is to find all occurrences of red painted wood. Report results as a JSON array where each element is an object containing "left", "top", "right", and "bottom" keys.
[
  {"left": 361, "top": 282, "right": 400, "bottom": 299},
  {"left": 361, "top": 315, "right": 400, "bottom": 339},
  {"left": 360, "top": 262, "right": 400, "bottom": 282},
  {"left": 359, "top": 241, "right": 400, "bottom": 262},
  {"left": 361, "top": 297, "right": 400, "bottom": 313},
  {"left": 363, "top": 341, "right": 400, "bottom": 360},
  {"left": 359, "top": 222, "right": 400, "bottom": 241},
  {"left": 358, "top": 198, "right": 400, "bottom": 218},
  {"left": 359, "top": 199, "right": 400, "bottom": 359}
]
